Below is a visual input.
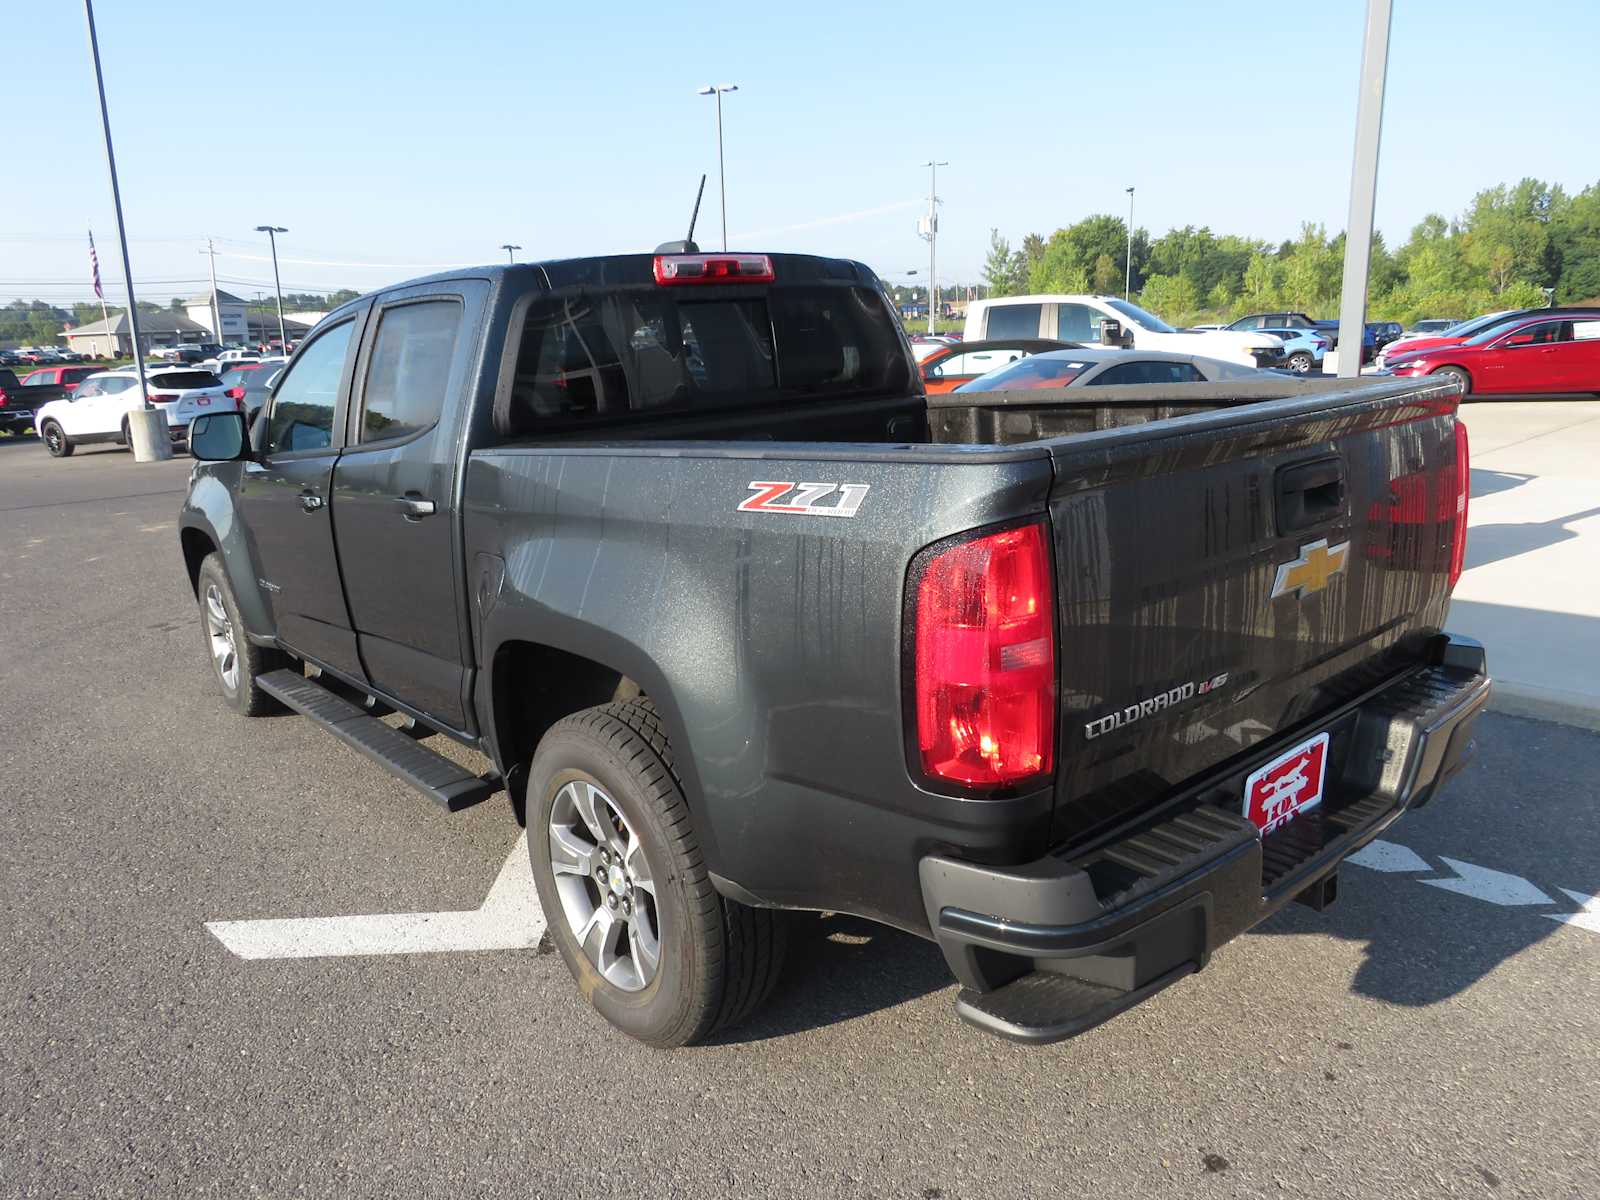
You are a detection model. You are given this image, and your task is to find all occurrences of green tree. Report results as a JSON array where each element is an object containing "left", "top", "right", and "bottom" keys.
[
  {"left": 1139, "top": 273, "right": 1201, "bottom": 324},
  {"left": 1091, "top": 253, "right": 1120, "bottom": 294},
  {"left": 983, "top": 229, "right": 1027, "bottom": 298}
]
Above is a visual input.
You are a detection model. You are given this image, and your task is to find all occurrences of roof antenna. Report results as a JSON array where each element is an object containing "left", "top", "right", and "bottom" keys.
[{"left": 655, "top": 174, "right": 706, "bottom": 255}]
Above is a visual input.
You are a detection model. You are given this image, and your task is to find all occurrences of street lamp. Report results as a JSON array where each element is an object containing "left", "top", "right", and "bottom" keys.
[
  {"left": 81, "top": 0, "right": 158, "bottom": 460},
  {"left": 920, "top": 161, "right": 947, "bottom": 335},
  {"left": 254, "top": 225, "right": 288, "bottom": 355},
  {"left": 501, "top": 243, "right": 521, "bottom": 264},
  {"left": 696, "top": 84, "right": 738, "bottom": 251},
  {"left": 1124, "top": 187, "right": 1135, "bottom": 300}
]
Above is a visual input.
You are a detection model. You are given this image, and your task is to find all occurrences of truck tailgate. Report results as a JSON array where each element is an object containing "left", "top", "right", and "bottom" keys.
[{"left": 1044, "top": 379, "right": 1465, "bottom": 846}]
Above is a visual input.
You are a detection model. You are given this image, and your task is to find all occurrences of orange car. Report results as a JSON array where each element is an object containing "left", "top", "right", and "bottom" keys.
[{"left": 918, "top": 338, "right": 1079, "bottom": 393}]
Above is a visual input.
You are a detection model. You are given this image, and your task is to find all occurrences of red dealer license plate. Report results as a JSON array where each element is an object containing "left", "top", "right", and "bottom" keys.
[{"left": 1242, "top": 731, "right": 1329, "bottom": 835}]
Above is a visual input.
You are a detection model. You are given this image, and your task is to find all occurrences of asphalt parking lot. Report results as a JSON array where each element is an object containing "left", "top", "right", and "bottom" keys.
[{"left": 3, "top": 424, "right": 1599, "bottom": 1199}]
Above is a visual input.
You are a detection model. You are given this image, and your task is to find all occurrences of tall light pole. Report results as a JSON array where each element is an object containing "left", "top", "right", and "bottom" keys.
[
  {"left": 920, "top": 161, "right": 947, "bottom": 335},
  {"left": 696, "top": 84, "right": 738, "bottom": 250},
  {"left": 81, "top": 0, "right": 151, "bottom": 434},
  {"left": 1124, "top": 187, "right": 1135, "bottom": 299},
  {"left": 200, "top": 238, "right": 222, "bottom": 344},
  {"left": 255, "top": 225, "right": 288, "bottom": 354},
  {"left": 1335, "top": 0, "right": 1393, "bottom": 378},
  {"left": 501, "top": 243, "right": 521, "bottom": 264}
]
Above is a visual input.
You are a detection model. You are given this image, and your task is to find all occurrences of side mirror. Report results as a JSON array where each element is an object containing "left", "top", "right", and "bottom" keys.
[
  {"left": 190, "top": 411, "right": 250, "bottom": 461},
  {"left": 1099, "top": 318, "right": 1124, "bottom": 348}
]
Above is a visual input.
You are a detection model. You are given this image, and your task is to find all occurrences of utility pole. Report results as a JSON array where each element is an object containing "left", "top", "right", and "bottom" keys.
[
  {"left": 1125, "top": 187, "right": 1136, "bottom": 299},
  {"left": 501, "top": 243, "right": 521, "bottom": 264},
  {"left": 920, "top": 161, "right": 947, "bottom": 335},
  {"left": 200, "top": 238, "right": 222, "bottom": 343},
  {"left": 255, "top": 225, "right": 288, "bottom": 354},
  {"left": 82, "top": 0, "right": 161, "bottom": 459},
  {"left": 697, "top": 84, "right": 738, "bottom": 251},
  {"left": 1336, "top": 0, "right": 1393, "bottom": 378}
]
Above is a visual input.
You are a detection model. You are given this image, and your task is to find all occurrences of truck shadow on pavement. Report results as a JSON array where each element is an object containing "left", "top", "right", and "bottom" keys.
[
  {"left": 710, "top": 913, "right": 953, "bottom": 1043},
  {"left": 1251, "top": 712, "right": 1598, "bottom": 1007},
  {"left": 1463, "top": 503, "right": 1600, "bottom": 570}
]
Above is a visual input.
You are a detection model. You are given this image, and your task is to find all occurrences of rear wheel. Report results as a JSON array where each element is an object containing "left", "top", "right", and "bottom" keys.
[
  {"left": 41, "top": 420, "right": 72, "bottom": 457},
  {"left": 119, "top": 416, "right": 131, "bottom": 447},
  {"left": 528, "top": 700, "right": 787, "bottom": 1047},
  {"left": 1432, "top": 365, "right": 1472, "bottom": 396},
  {"left": 1287, "top": 351, "right": 1313, "bottom": 373}
]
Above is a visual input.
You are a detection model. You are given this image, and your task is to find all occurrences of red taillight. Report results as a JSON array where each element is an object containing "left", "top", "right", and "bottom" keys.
[
  {"left": 0, "top": 387, "right": 8, "bottom": 406},
  {"left": 226, "top": 386, "right": 244, "bottom": 401},
  {"left": 912, "top": 522, "right": 1056, "bottom": 788},
  {"left": 653, "top": 253, "right": 774, "bottom": 285},
  {"left": 1448, "top": 420, "right": 1469, "bottom": 587}
]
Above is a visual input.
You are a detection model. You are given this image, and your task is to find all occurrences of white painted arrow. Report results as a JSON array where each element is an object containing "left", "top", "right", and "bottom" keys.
[
  {"left": 1546, "top": 889, "right": 1600, "bottom": 935},
  {"left": 206, "top": 834, "right": 547, "bottom": 960},
  {"left": 1345, "top": 839, "right": 1431, "bottom": 874},
  {"left": 1422, "top": 856, "right": 1555, "bottom": 907}
]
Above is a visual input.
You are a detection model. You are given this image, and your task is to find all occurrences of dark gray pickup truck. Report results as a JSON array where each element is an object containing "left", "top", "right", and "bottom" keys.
[{"left": 179, "top": 250, "right": 1490, "bottom": 1047}]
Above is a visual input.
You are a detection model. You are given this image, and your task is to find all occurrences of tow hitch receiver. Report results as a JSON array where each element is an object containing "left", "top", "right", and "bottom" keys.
[{"left": 1295, "top": 872, "right": 1339, "bottom": 912}]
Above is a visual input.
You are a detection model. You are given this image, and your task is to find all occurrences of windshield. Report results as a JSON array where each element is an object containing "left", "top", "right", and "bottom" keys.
[
  {"left": 1105, "top": 298, "right": 1176, "bottom": 334},
  {"left": 953, "top": 353, "right": 1092, "bottom": 392}
]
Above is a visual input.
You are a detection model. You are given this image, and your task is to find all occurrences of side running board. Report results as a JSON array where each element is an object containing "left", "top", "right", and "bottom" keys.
[{"left": 258, "top": 669, "right": 501, "bottom": 812}]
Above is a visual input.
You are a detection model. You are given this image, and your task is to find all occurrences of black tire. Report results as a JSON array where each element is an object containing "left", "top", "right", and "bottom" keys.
[
  {"left": 119, "top": 416, "right": 131, "bottom": 447},
  {"left": 195, "top": 552, "right": 289, "bottom": 716},
  {"left": 41, "top": 420, "right": 73, "bottom": 457},
  {"left": 528, "top": 700, "right": 787, "bottom": 1048},
  {"left": 1287, "top": 351, "right": 1313, "bottom": 373},
  {"left": 1432, "top": 365, "right": 1472, "bottom": 396}
]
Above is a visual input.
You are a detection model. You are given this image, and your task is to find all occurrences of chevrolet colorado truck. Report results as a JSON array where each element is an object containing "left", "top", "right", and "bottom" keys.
[{"left": 180, "top": 250, "right": 1490, "bottom": 1047}]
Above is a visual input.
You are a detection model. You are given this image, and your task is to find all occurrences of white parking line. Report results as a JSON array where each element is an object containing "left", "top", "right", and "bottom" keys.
[
  {"left": 1348, "top": 838, "right": 1596, "bottom": 935},
  {"left": 206, "top": 834, "right": 546, "bottom": 960}
]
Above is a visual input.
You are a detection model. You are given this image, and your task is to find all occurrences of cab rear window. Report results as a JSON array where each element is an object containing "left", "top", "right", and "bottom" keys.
[{"left": 496, "top": 285, "right": 910, "bottom": 437}]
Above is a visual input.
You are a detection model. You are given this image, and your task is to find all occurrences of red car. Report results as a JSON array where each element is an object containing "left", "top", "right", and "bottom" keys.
[
  {"left": 1386, "top": 313, "right": 1600, "bottom": 396},
  {"left": 22, "top": 365, "right": 100, "bottom": 393},
  {"left": 918, "top": 338, "right": 1078, "bottom": 394}
]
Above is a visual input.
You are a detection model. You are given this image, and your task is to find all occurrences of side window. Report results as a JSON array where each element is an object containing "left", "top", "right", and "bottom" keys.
[
  {"left": 101, "top": 376, "right": 134, "bottom": 394},
  {"left": 984, "top": 303, "right": 1042, "bottom": 340},
  {"left": 1230, "top": 315, "right": 1262, "bottom": 330},
  {"left": 75, "top": 381, "right": 100, "bottom": 399},
  {"left": 1573, "top": 320, "right": 1600, "bottom": 341},
  {"left": 357, "top": 300, "right": 462, "bottom": 443},
  {"left": 1056, "top": 303, "right": 1100, "bottom": 342},
  {"left": 265, "top": 321, "right": 354, "bottom": 454},
  {"left": 1502, "top": 321, "right": 1567, "bottom": 348},
  {"left": 1088, "top": 360, "right": 1203, "bottom": 386},
  {"left": 932, "top": 350, "right": 1022, "bottom": 377}
]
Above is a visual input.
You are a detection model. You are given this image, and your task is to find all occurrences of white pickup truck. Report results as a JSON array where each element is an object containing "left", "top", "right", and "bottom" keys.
[{"left": 964, "top": 294, "right": 1284, "bottom": 369}]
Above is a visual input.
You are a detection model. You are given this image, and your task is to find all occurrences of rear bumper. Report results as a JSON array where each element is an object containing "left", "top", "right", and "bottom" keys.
[{"left": 920, "top": 635, "right": 1491, "bottom": 1043}]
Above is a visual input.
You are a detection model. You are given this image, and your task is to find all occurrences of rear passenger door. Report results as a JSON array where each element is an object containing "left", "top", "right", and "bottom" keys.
[{"left": 330, "top": 282, "right": 486, "bottom": 732}]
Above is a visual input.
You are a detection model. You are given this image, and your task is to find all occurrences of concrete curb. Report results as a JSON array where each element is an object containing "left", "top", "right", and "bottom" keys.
[{"left": 1487, "top": 680, "right": 1600, "bottom": 733}]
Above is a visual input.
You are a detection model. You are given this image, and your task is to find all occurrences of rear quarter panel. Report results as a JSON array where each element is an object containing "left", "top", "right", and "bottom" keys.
[{"left": 465, "top": 445, "right": 1056, "bottom": 932}]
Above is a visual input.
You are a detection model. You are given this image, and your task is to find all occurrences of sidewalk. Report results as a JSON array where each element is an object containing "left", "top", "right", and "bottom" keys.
[{"left": 1450, "top": 400, "right": 1600, "bottom": 730}]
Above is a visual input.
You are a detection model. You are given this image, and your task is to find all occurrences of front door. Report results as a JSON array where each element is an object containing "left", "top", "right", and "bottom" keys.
[
  {"left": 236, "top": 313, "right": 366, "bottom": 678},
  {"left": 1483, "top": 319, "right": 1570, "bottom": 392},
  {"left": 331, "top": 287, "right": 481, "bottom": 731}
]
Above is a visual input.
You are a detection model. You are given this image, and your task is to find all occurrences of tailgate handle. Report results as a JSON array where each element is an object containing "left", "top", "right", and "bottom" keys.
[{"left": 1276, "top": 457, "right": 1345, "bottom": 534}]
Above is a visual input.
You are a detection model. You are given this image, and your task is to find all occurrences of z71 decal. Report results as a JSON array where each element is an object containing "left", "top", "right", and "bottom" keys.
[{"left": 737, "top": 481, "right": 870, "bottom": 518}]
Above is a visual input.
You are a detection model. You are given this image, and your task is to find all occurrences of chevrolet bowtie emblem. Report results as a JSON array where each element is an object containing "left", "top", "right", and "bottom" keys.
[{"left": 1271, "top": 538, "right": 1350, "bottom": 599}]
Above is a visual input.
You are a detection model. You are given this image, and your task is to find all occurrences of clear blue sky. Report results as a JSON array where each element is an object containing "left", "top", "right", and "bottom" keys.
[{"left": 5, "top": 0, "right": 1597, "bottom": 305}]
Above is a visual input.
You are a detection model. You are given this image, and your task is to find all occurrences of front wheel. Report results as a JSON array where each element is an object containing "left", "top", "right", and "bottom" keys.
[
  {"left": 195, "top": 553, "right": 288, "bottom": 715},
  {"left": 1287, "top": 351, "right": 1313, "bottom": 373},
  {"left": 41, "top": 420, "right": 73, "bottom": 457},
  {"left": 528, "top": 701, "right": 787, "bottom": 1048},
  {"left": 1432, "top": 365, "right": 1472, "bottom": 396}
]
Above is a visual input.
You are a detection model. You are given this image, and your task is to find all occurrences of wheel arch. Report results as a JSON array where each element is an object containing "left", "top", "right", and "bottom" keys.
[
  {"left": 480, "top": 631, "right": 711, "bottom": 861},
  {"left": 1428, "top": 362, "right": 1474, "bottom": 392}
]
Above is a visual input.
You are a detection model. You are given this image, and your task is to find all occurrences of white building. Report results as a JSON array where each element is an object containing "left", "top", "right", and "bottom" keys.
[{"left": 183, "top": 289, "right": 249, "bottom": 344}]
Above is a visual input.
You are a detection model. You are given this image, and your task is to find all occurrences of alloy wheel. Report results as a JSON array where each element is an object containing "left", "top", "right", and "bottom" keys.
[
  {"left": 204, "top": 583, "right": 239, "bottom": 690},
  {"left": 548, "top": 779, "right": 661, "bottom": 992}
]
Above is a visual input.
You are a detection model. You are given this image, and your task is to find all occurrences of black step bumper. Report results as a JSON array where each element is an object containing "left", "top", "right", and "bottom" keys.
[{"left": 920, "top": 636, "right": 1491, "bottom": 1044}]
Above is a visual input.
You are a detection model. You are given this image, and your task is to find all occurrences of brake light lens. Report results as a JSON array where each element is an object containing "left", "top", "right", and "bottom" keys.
[
  {"left": 653, "top": 253, "right": 774, "bottom": 285},
  {"left": 912, "top": 522, "right": 1056, "bottom": 788},
  {"left": 226, "top": 386, "right": 244, "bottom": 401},
  {"left": 1448, "top": 420, "right": 1469, "bottom": 587}
]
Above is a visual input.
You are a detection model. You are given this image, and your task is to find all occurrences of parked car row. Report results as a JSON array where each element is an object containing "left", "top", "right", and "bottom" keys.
[{"left": 1382, "top": 309, "right": 1600, "bottom": 396}]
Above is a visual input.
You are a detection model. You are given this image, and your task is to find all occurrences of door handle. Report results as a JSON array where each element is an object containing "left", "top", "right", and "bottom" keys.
[
  {"left": 397, "top": 495, "right": 436, "bottom": 519},
  {"left": 1275, "top": 456, "right": 1346, "bottom": 534},
  {"left": 299, "top": 492, "right": 324, "bottom": 512}
]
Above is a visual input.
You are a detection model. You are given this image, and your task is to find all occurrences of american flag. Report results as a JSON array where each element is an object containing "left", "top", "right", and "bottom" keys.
[{"left": 88, "top": 230, "right": 103, "bottom": 299}]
